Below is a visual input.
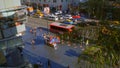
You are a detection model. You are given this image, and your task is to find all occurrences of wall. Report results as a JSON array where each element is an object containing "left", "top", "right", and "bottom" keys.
[{"left": 0, "top": 0, "right": 21, "bottom": 11}]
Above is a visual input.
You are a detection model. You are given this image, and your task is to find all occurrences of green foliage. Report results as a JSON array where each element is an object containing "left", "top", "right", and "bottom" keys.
[{"left": 79, "top": 21, "right": 120, "bottom": 67}]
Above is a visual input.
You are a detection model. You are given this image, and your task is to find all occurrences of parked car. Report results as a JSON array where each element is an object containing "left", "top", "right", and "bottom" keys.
[
  {"left": 62, "top": 19, "right": 74, "bottom": 24},
  {"left": 54, "top": 10, "right": 62, "bottom": 15},
  {"left": 46, "top": 15, "right": 58, "bottom": 21},
  {"left": 57, "top": 14, "right": 64, "bottom": 20},
  {"left": 64, "top": 14, "right": 72, "bottom": 19},
  {"left": 72, "top": 15, "right": 80, "bottom": 19}
]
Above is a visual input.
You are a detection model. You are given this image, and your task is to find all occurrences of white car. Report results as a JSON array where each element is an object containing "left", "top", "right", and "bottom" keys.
[
  {"left": 64, "top": 14, "right": 72, "bottom": 19},
  {"left": 55, "top": 11, "right": 62, "bottom": 15},
  {"left": 47, "top": 15, "right": 58, "bottom": 21},
  {"left": 57, "top": 14, "right": 64, "bottom": 20}
]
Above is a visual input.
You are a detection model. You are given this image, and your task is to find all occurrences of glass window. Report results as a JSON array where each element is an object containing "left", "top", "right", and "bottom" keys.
[
  {"left": 51, "top": 26, "right": 68, "bottom": 32},
  {"left": 66, "top": 0, "right": 68, "bottom": 2},
  {"left": 44, "top": 0, "right": 46, "bottom": 2},
  {"left": 0, "top": 41, "right": 6, "bottom": 49},
  {"left": 53, "top": 0, "right": 56, "bottom": 3},
  {"left": 7, "top": 39, "right": 15, "bottom": 47},
  {"left": 14, "top": 37, "right": 23, "bottom": 46}
]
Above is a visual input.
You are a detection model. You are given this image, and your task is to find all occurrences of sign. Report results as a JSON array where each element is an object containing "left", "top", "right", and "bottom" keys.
[{"left": 44, "top": 7, "right": 50, "bottom": 14}]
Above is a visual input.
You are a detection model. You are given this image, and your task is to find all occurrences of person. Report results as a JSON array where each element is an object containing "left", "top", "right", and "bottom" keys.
[
  {"left": 53, "top": 42, "right": 57, "bottom": 50},
  {"left": 33, "top": 27, "right": 37, "bottom": 37},
  {"left": 43, "top": 33, "right": 47, "bottom": 43},
  {"left": 31, "top": 39, "right": 35, "bottom": 45},
  {"left": 31, "top": 39, "right": 35, "bottom": 49},
  {"left": 48, "top": 59, "right": 51, "bottom": 67},
  {"left": 56, "top": 36, "right": 60, "bottom": 43},
  {"left": 30, "top": 29, "right": 33, "bottom": 33}
]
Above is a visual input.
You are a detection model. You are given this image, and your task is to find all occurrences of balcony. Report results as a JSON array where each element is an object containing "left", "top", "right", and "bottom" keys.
[
  {"left": 0, "top": 23, "right": 26, "bottom": 39},
  {"left": 0, "top": 36, "right": 24, "bottom": 50}
]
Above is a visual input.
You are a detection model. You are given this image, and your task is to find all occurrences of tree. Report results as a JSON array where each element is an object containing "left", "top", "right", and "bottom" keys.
[{"left": 78, "top": 0, "right": 120, "bottom": 67}]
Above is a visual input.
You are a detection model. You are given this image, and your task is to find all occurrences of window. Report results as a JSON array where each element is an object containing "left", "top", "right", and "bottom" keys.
[
  {"left": 53, "top": 0, "right": 56, "bottom": 3},
  {"left": 66, "top": 0, "right": 68, "bottom": 2},
  {"left": 50, "top": 26, "right": 68, "bottom": 32},
  {"left": 48, "top": 0, "right": 50, "bottom": 2},
  {"left": 44, "top": 0, "right": 46, "bottom": 2}
]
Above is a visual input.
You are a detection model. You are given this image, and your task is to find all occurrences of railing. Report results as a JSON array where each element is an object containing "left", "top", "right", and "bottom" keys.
[{"left": 0, "top": 36, "right": 24, "bottom": 50}]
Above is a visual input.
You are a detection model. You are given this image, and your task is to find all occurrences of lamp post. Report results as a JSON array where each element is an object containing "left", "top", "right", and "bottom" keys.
[{"left": 47, "top": 20, "right": 49, "bottom": 34}]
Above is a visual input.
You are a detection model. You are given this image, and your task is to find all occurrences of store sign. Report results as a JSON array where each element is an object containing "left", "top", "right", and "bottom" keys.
[{"left": 44, "top": 7, "right": 50, "bottom": 14}]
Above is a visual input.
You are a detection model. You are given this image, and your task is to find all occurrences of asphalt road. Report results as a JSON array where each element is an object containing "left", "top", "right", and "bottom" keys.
[{"left": 26, "top": 16, "right": 59, "bottom": 28}]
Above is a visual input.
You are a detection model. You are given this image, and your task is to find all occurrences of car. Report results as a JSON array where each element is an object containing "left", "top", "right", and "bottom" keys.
[
  {"left": 57, "top": 14, "right": 64, "bottom": 20},
  {"left": 62, "top": 19, "right": 74, "bottom": 24},
  {"left": 64, "top": 14, "right": 72, "bottom": 19},
  {"left": 54, "top": 10, "right": 62, "bottom": 15},
  {"left": 46, "top": 15, "right": 58, "bottom": 21},
  {"left": 72, "top": 15, "right": 80, "bottom": 19}
]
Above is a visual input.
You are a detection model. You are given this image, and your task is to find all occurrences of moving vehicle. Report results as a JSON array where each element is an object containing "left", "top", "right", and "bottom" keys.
[{"left": 50, "top": 22, "right": 75, "bottom": 34}]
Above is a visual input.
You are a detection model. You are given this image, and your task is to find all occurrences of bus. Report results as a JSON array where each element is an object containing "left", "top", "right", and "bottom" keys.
[{"left": 50, "top": 22, "right": 75, "bottom": 34}]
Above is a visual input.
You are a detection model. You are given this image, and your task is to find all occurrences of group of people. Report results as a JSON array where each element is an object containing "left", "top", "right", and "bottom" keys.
[{"left": 43, "top": 33, "right": 60, "bottom": 50}]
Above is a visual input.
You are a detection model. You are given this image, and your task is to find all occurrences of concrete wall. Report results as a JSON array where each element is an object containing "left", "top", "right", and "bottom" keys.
[{"left": 0, "top": 0, "right": 21, "bottom": 10}]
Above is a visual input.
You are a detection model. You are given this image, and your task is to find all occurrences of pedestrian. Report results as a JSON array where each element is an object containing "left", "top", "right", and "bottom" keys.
[
  {"left": 31, "top": 39, "right": 35, "bottom": 49},
  {"left": 30, "top": 29, "right": 33, "bottom": 34},
  {"left": 33, "top": 27, "right": 37, "bottom": 37},
  {"left": 48, "top": 59, "right": 50, "bottom": 67},
  {"left": 53, "top": 42, "right": 57, "bottom": 50},
  {"left": 43, "top": 33, "right": 47, "bottom": 43}
]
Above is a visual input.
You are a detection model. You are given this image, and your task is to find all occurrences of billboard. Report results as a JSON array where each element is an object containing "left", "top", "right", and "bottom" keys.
[{"left": 44, "top": 7, "right": 50, "bottom": 15}]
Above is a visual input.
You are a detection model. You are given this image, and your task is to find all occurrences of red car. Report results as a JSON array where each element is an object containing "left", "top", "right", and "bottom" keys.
[{"left": 72, "top": 15, "right": 80, "bottom": 19}]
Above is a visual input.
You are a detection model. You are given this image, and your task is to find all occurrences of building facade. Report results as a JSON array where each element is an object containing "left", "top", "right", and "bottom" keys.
[
  {"left": 0, "top": 0, "right": 27, "bottom": 67},
  {"left": 21, "top": 0, "right": 87, "bottom": 11}
]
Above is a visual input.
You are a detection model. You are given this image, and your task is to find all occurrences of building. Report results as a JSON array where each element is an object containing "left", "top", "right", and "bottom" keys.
[
  {"left": 0, "top": 0, "right": 27, "bottom": 67},
  {"left": 21, "top": 0, "right": 87, "bottom": 12}
]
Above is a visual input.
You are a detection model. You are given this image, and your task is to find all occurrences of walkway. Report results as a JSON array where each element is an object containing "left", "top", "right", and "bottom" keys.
[{"left": 22, "top": 26, "right": 83, "bottom": 68}]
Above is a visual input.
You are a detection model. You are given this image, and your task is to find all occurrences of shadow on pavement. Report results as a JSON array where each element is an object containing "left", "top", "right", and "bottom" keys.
[
  {"left": 37, "top": 27, "right": 50, "bottom": 33},
  {"left": 34, "top": 36, "right": 45, "bottom": 45},
  {"left": 65, "top": 49, "right": 80, "bottom": 57},
  {"left": 23, "top": 49, "right": 68, "bottom": 68}
]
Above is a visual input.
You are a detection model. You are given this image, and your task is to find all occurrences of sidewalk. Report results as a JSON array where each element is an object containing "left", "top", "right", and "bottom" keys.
[{"left": 22, "top": 26, "right": 82, "bottom": 68}]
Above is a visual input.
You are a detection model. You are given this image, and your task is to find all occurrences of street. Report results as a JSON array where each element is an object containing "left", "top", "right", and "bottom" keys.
[{"left": 23, "top": 16, "right": 84, "bottom": 68}]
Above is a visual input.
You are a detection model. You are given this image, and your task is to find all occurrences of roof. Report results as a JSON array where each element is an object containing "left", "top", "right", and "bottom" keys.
[{"left": 50, "top": 22, "right": 74, "bottom": 29}]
